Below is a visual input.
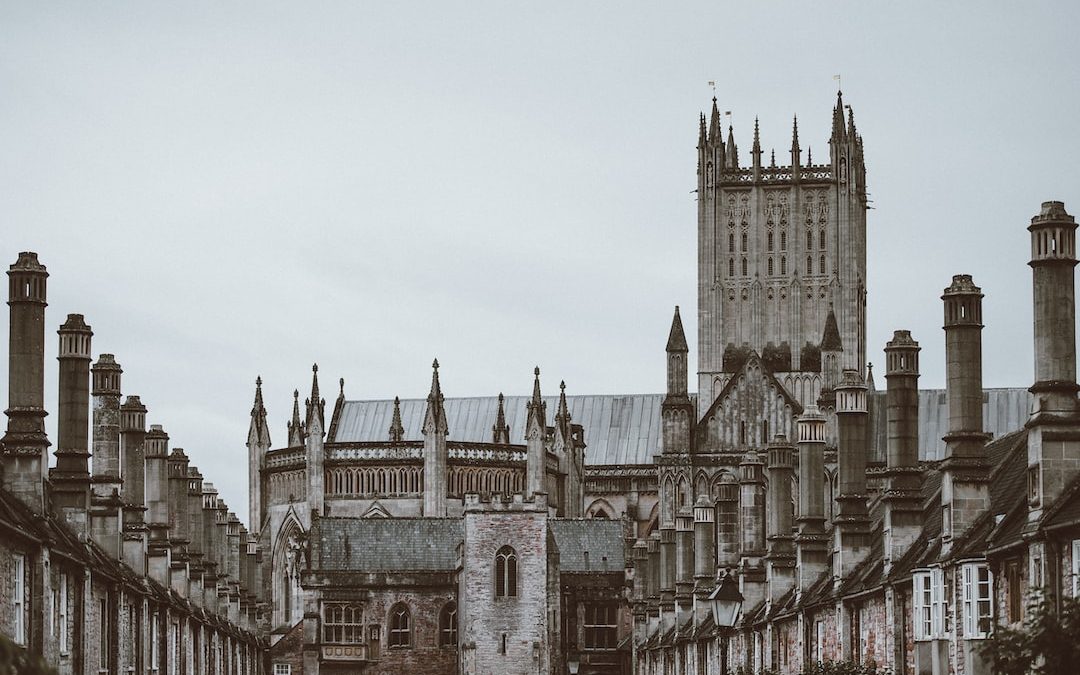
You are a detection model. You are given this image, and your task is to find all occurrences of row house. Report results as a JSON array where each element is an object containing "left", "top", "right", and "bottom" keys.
[{"left": 0, "top": 252, "right": 266, "bottom": 673}]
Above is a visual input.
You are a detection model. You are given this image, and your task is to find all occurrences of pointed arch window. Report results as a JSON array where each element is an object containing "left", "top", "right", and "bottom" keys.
[
  {"left": 439, "top": 602, "right": 458, "bottom": 647},
  {"left": 767, "top": 231, "right": 774, "bottom": 251},
  {"left": 740, "top": 232, "right": 748, "bottom": 252},
  {"left": 780, "top": 231, "right": 787, "bottom": 250},
  {"left": 780, "top": 257, "right": 787, "bottom": 275},
  {"left": 806, "top": 256, "right": 812, "bottom": 276},
  {"left": 741, "top": 258, "right": 748, "bottom": 276},
  {"left": 728, "top": 232, "right": 735, "bottom": 252},
  {"left": 495, "top": 546, "right": 518, "bottom": 598},
  {"left": 388, "top": 603, "right": 411, "bottom": 648},
  {"left": 819, "top": 255, "right": 826, "bottom": 274},
  {"left": 728, "top": 259, "right": 735, "bottom": 277},
  {"left": 819, "top": 228, "right": 826, "bottom": 250},
  {"left": 806, "top": 230, "right": 813, "bottom": 249},
  {"left": 768, "top": 258, "right": 774, "bottom": 276}
]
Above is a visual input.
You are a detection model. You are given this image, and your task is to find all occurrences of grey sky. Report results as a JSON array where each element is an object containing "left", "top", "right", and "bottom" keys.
[{"left": 2, "top": 2, "right": 1078, "bottom": 523}]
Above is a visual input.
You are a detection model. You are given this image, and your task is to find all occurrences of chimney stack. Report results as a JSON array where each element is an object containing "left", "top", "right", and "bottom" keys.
[
  {"left": 941, "top": 275, "right": 990, "bottom": 548},
  {"left": 144, "top": 424, "right": 172, "bottom": 584},
  {"left": 51, "top": 313, "right": 93, "bottom": 534},
  {"left": 715, "top": 473, "right": 740, "bottom": 569},
  {"left": 738, "top": 449, "right": 766, "bottom": 609},
  {"left": 795, "top": 406, "right": 829, "bottom": 596},
  {"left": 2, "top": 253, "right": 51, "bottom": 512},
  {"left": 120, "top": 395, "right": 149, "bottom": 572},
  {"left": 883, "top": 331, "right": 924, "bottom": 571},
  {"left": 766, "top": 435, "right": 796, "bottom": 603},
  {"left": 834, "top": 369, "right": 870, "bottom": 581},
  {"left": 1026, "top": 201, "right": 1080, "bottom": 526}
]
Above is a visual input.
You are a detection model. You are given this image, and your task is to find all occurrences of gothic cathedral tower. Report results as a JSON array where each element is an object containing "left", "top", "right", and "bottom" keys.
[{"left": 696, "top": 93, "right": 868, "bottom": 419}]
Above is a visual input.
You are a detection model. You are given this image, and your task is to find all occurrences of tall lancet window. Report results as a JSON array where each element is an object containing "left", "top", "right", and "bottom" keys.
[{"left": 495, "top": 546, "right": 518, "bottom": 597}]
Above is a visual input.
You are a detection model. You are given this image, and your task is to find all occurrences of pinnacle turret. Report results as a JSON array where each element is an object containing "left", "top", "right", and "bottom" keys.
[
  {"left": 698, "top": 113, "right": 707, "bottom": 150},
  {"left": 248, "top": 376, "right": 271, "bottom": 448},
  {"left": 555, "top": 380, "right": 572, "bottom": 440},
  {"left": 287, "top": 389, "right": 304, "bottom": 447},
  {"left": 791, "top": 116, "right": 800, "bottom": 152},
  {"left": 725, "top": 124, "right": 738, "bottom": 167},
  {"left": 492, "top": 393, "right": 510, "bottom": 444},
  {"left": 831, "top": 90, "right": 847, "bottom": 142},
  {"left": 708, "top": 98, "right": 721, "bottom": 146},
  {"left": 666, "top": 306, "right": 688, "bottom": 352},
  {"left": 389, "top": 396, "right": 405, "bottom": 442},
  {"left": 751, "top": 118, "right": 762, "bottom": 172},
  {"left": 422, "top": 359, "right": 447, "bottom": 435},
  {"left": 525, "top": 366, "right": 547, "bottom": 436},
  {"left": 305, "top": 363, "right": 325, "bottom": 432},
  {"left": 821, "top": 307, "right": 843, "bottom": 352}
]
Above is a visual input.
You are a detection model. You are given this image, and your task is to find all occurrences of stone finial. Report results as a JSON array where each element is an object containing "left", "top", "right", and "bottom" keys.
[{"left": 389, "top": 396, "right": 405, "bottom": 442}]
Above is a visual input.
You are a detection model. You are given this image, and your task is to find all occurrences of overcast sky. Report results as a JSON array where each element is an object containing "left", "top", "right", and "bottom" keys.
[{"left": 2, "top": 2, "right": 1078, "bottom": 524}]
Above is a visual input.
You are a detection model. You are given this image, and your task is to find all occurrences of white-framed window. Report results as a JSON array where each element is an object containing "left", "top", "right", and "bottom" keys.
[
  {"left": 583, "top": 604, "right": 617, "bottom": 649},
  {"left": 1071, "top": 540, "right": 1080, "bottom": 597},
  {"left": 151, "top": 613, "right": 160, "bottom": 671},
  {"left": 273, "top": 662, "right": 291, "bottom": 675},
  {"left": 59, "top": 572, "right": 69, "bottom": 653},
  {"left": 323, "top": 603, "right": 363, "bottom": 644},
  {"left": 913, "top": 568, "right": 946, "bottom": 640},
  {"left": 961, "top": 563, "right": 993, "bottom": 638},
  {"left": 814, "top": 620, "right": 825, "bottom": 662},
  {"left": 13, "top": 553, "right": 26, "bottom": 645}
]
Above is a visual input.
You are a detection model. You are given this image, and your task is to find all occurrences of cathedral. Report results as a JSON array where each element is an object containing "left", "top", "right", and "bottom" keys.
[{"left": 3, "top": 89, "right": 1078, "bottom": 675}]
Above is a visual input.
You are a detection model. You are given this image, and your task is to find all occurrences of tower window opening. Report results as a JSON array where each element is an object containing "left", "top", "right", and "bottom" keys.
[
  {"left": 768, "top": 258, "right": 774, "bottom": 276},
  {"left": 495, "top": 546, "right": 518, "bottom": 597},
  {"left": 806, "top": 257, "right": 812, "bottom": 275},
  {"left": 741, "top": 232, "right": 748, "bottom": 252},
  {"left": 741, "top": 258, "right": 748, "bottom": 276},
  {"left": 781, "top": 231, "right": 787, "bottom": 250},
  {"left": 728, "top": 233, "right": 735, "bottom": 252},
  {"left": 807, "top": 230, "right": 813, "bottom": 249},
  {"left": 739, "top": 420, "right": 746, "bottom": 445},
  {"left": 819, "top": 256, "right": 825, "bottom": 274},
  {"left": 767, "top": 232, "right": 774, "bottom": 251},
  {"left": 728, "top": 259, "right": 735, "bottom": 277},
  {"left": 762, "top": 419, "right": 769, "bottom": 442},
  {"left": 781, "top": 257, "right": 787, "bottom": 275}
]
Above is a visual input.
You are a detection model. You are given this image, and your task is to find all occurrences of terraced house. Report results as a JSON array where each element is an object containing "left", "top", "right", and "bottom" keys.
[{"left": 0, "top": 252, "right": 264, "bottom": 673}]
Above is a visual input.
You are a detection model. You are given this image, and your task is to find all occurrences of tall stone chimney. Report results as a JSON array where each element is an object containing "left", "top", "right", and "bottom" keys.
[
  {"left": 941, "top": 275, "right": 990, "bottom": 549},
  {"left": 692, "top": 496, "right": 715, "bottom": 622},
  {"left": 766, "top": 435, "right": 795, "bottom": 603},
  {"left": 168, "top": 447, "right": 192, "bottom": 595},
  {"left": 738, "top": 449, "right": 766, "bottom": 610},
  {"left": 2, "top": 253, "right": 51, "bottom": 512},
  {"left": 674, "top": 507, "right": 694, "bottom": 621},
  {"left": 658, "top": 521, "right": 676, "bottom": 629},
  {"left": 90, "top": 354, "right": 122, "bottom": 494},
  {"left": 795, "top": 406, "right": 828, "bottom": 596},
  {"left": 1026, "top": 202, "right": 1080, "bottom": 532},
  {"left": 51, "top": 314, "right": 93, "bottom": 534},
  {"left": 120, "top": 395, "right": 148, "bottom": 572},
  {"left": 144, "top": 424, "right": 172, "bottom": 584},
  {"left": 834, "top": 369, "right": 870, "bottom": 581},
  {"left": 883, "top": 330, "right": 923, "bottom": 572},
  {"left": 715, "top": 473, "right": 740, "bottom": 569}
]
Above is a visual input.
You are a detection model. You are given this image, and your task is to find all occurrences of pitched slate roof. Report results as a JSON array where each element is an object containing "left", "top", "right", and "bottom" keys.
[
  {"left": 549, "top": 519, "right": 626, "bottom": 572},
  {"left": 332, "top": 394, "right": 670, "bottom": 465},
  {"left": 315, "top": 517, "right": 462, "bottom": 571}
]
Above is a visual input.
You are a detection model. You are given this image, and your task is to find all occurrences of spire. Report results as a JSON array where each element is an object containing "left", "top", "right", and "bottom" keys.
[
  {"left": 305, "top": 363, "right": 325, "bottom": 431},
  {"left": 865, "top": 362, "right": 876, "bottom": 393},
  {"left": 288, "top": 389, "right": 304, "bottom": 446},
  {"left": 821, "top": 307, "right": 843, "bottom": 352},
  {"left": 770, "top": 149, "right": 776, "bottom": 168},
  {"left": 698, "top": 113, "right": 707, "bottom": 150},
  {"left": 389, "top": 396, "right": 405, "bottom": 442},
  {"left": 807, "top": 146, "right": 812, "bottom": 165},
  {"left": 525, "top": 366, "right": 547, "bottom": 436},
  {"left": 791, "top": 115, "right": 800, "bottom": 153},
  {"left": 248, "top": 376, "right": 271, "bottom": 448},
  {"left": 422, "top": 359, "right": 447, "bottom": 435},
  {"left": 492, "top": 393, "right": 510, "bottom": 444},
  {"left": 708, "top": 98, "right": 721, "bottom": 145},
  {"left": 725, "top": 124, "right": 738, "bottom": 167},
  {"left": 751, "top": 117, "right": 762, "bottom": 173},
  {"left": 831, "top": 90, "right": 847, "bottom": 142},
  {"left": 847, "top": 104, "right": 858, "bottom": 141},
  {"left": 555, "top": 380, "right": 571, "bottom": 432},
  {"left": 666, "top": 306, "right": 688, "bottom": 352}
]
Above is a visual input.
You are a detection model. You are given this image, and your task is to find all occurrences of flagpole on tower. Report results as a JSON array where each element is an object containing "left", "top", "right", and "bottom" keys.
[{"left": 834, "top": 73, "right": 842, "bottom": 92}]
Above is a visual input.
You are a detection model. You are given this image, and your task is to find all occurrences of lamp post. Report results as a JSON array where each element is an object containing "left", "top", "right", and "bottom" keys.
[{"left": 708, "top": 573, "right": 744, "bottom": 675}]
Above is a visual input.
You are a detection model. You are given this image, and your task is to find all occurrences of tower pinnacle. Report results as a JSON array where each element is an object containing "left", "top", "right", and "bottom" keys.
[{"left": 389, "top": 396, "right": 405, "bottom": 442}]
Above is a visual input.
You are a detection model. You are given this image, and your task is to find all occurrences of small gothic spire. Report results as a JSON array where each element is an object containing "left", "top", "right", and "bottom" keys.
[
  {"left": 389, "top": 396, "right": 405, "bottom": 442},
  {"left": 698, "top": 113, "right": 707, "bottom": 150},
  {"left": 821, "top": 306, "right": 843, "bottom": 352},
  {"left": 555, "top": 380, "right": 572, "bottom": 441},
  {"left": 666, "top": 306, "right": 689, "bottom": 352},
  {"left": 770, "top": 149, "right": 776, "bottom": 168},
  {"left": 751, "top": 117, "right": 762, "bottom": 171},
  {"left": 249, "top": 375, "right": 271, "bottom": 447},
  {"left": 726, "top": 124, "right": 738, "bottom": 167},
  {"left": 252, "top": 376, "right": 264, "bottom": 413},
  {"left": 791, "top": 115, "right": 800, "bottom": 152},
  {"left": 492, "top": 392, "right": 510, "bottom": 444},
  {"left": 306, "top": 363, "right": 325, "bottom": 431},
  {"left": 339, "top": 377, "right": 345, "bottom": 398},
  {"left": 866, "top": 362, "right": 876, "bottom": 393},
  {"left": 831, "top": 90, "right": 847, "bottom": 142},
  {"left": 288, "top": 389, "right": 304, "bottom": 447},
  {"left": 847, "top": 104, "right": 858, "bottom": 140},
  {"left": 708, "top": 98, "right": 721, "bottom": 145},
  {"left": 526, "top": 366, "right": 547, "bottom": 435},
  {"left": 423, "top": 358, "right": 447, "bottom": 435},
  {"left": 807, "top": 146, "right": 812, "bottom": 165}
]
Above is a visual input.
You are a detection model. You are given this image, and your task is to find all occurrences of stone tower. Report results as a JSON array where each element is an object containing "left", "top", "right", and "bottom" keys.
[{"left": 696, "top": 93, "right": 867, "bottom": 416}]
